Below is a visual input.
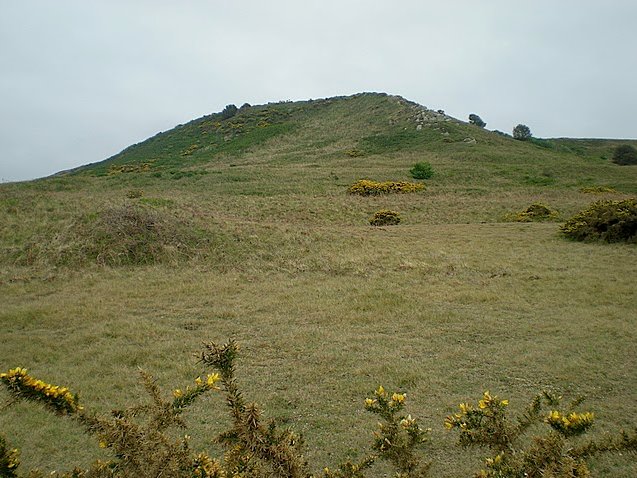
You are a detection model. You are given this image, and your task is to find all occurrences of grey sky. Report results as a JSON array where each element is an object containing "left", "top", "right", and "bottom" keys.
[{"left": 1, "top": 0, "right": 636, "bottom": 182}]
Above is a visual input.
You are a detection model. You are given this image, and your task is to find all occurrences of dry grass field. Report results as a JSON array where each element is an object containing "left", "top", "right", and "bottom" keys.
[{"left": 1, "top": 93, "right": 636, "bottom": 476}]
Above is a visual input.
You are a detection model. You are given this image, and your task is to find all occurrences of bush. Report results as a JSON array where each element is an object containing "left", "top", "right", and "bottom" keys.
[
  {"left": 560, "top": 198, "right": 637, "bottom": 243},
  {"left": 348, "top": 179, "right": 425, "bottom": 196},
  {"left": 612, "top": 144, "right": 637, "bottom": 165},
  {"left": 513, "top": 124, "right": 532, "bottom": 141},
  {"left": 220, "top": 104, "right": 238, "bottom": 120},
  {"left": 445, "top": 390, "right": 636, "bottom": 478},
  {"left": 409, "top": 161, "right": 434, "bottom": 180},
  {"left": 0, "top": 342, "right": 433, "bottom": 478},
  {"left": 579, "top": 186, "right": 617, "bottom": 194},
  {"left": 468, "top": 114, "right": 486, "bottom": 128},
  {"left": 369, "top": 209, "right": 401, "bottom": 226},
  {"left": 513, "top": 203, "right": 558, "bottom": 222}
]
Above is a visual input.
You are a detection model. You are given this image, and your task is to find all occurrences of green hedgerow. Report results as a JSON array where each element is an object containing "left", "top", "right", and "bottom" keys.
[
  {"left": 409, "top": 162, "right": 434, "bottom": 180},
  {"left": 560, "top": 198, "right": 637, "bottom": 243},
  {"left": 369, "top": 210, "right": 401, "bottom": 226}
]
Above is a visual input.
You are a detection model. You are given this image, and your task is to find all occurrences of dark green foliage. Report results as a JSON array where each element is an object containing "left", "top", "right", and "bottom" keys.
[
  {"left": 513, "top": 124, "right": 532, "bottom": 141},
  {"left": 220, "top": 104, "right": 238, "bottom": 120},
  {"left": 612, "top": 144, "right": 637, "bottom": 165},
  {"left": 468, "top": 114, "right": 486, "bottom": 128},
  {"left": 409, "top": 161, "right": 434, "bottom": 180},
  {"left": 369, "top": 210, "right": 401, "bottom": 226},
  {"left": 561, "top": 198, "right": 637, "bottom": 243}
]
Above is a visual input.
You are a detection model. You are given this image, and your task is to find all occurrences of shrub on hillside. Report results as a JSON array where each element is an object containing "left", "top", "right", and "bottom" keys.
[
  {"left": 369, "top": 209, "right": 401, "bottom": 226},
  {"left": 612, "top": 144, "right": 637, "bottom": 165},
  {"left": 220, "top": 104, "right": 238, "bottom": 120},
  {"left": 513, "top": 124, "right": 532, "bottom": 141},
  {"left": 468, "top": 114, "right": 486, "bottom": 128},
  {"left": 348, "top": 179, "right": 425, "bottom": 196},
  {"left": 409, "top": 161, "right": 434, "bottom": 180},
  {"left": 560, "top": 198, "right": 637, "bottom": 243},
  {"left": 579, "top": 185, "right": 617, "bottom": 194},
  {"left": 512, "top": 203, "right": 558, "bottom": 222}
]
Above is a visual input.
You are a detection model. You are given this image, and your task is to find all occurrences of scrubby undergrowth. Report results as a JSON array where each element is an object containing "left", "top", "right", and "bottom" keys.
[{"left": 1, "top": 342, "right": 636, "bottom": 478}]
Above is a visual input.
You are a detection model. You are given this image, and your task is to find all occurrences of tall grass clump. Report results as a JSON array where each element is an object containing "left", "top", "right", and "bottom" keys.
[
  {"left": 16, "top": 203, "right": 206, "bottom": 267},
  {"left": 560, "top": 198, "right": 637, "bottom": 243}
]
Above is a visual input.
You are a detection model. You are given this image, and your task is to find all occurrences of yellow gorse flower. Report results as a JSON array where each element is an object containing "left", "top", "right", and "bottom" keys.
[
  {"left": 1, "top": 367, "right": 79, "bottom": 414},
  {"left": 206, "top": 373, "right": 220, "bottom": 388},
  {"left": 391, "top": 393, "right": 406, "bottom": 404}
]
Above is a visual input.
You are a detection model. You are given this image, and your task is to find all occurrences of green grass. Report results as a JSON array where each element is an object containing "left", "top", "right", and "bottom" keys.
[{"left": 1, "top": 92, "right": 636, "bottom": 476}]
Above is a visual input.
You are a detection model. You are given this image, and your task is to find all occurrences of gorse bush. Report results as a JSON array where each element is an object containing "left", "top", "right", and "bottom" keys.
[
  {"left": 369, "top": 209, "right": 401, "bottom": 226},
  {"left": 347, "top": 180, "right": 425, "bottom": 196},
  {"left": 2, "top": 342, "right": 636, "bottom": 478},
  {"left": 445, "top": 390, "right": 637, "bottom": 477},
  {"left": 409, "top": 162, "right": 434, "bottom": 180},
  {"left": 560, "top": 198, "right": 637, "bottom": 243},
  {"left": 579, "top": 186, "right": 617, "bottom": 194},
  {"left": 512, "top": 203, "right": 558, "bottom": 222}
]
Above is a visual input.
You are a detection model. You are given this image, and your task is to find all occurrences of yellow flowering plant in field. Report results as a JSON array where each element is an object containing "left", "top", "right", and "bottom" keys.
[
  {"left": 2, "top": 345, "right": 637, "bottom": 478},
  {"left": 347, "top": 179, "right": 425, "bottom": 196},
  {"left": 445, "top": 390, "right": 637, "bottom": 478}
]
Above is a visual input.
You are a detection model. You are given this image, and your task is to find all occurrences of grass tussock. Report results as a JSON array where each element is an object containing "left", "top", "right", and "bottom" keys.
[{"left": 15, "top": 204, "right": 207, "bottom": 267}]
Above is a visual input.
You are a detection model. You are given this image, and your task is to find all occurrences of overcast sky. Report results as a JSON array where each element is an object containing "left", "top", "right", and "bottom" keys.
[{"left": 1, "top": 1, "right": 636, "bottom": 182}]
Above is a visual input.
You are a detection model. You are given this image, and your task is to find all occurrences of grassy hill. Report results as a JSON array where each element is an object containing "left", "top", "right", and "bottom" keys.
[{"left": 1, "top": 93, "right": 636, "bottom": 476}]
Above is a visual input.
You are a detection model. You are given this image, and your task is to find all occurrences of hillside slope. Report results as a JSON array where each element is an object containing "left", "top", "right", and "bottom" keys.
[{"left": 1, "top": 93, "right": 636, "bottom": 476}]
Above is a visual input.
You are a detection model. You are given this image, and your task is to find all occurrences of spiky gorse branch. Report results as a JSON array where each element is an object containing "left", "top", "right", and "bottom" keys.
[
  {"left": 1, "top": 366, "right": 222, "bottom": 478},
  {"left": 2, "top": 346, "right": 637, "bottom": 478},
  {"left": 445, "top": 390, "right": 637, "bottom": 478},
  {"left": 200, "top": 340, "right": 310, "bottom": 478},
  {"left": 0, "top": 367, "right": 81, "bottom": 415}
]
